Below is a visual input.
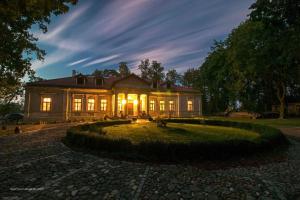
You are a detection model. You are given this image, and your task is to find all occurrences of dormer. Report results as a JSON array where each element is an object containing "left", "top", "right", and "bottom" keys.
[
  {"left": 75, "top": 74, "right": 86, "bottom": 85},
  {"left": 95, "top": 77, "right": 104, "bottom": 86},
  {"left": 152, "top": 80, "right": 159, "bottom": 89}
]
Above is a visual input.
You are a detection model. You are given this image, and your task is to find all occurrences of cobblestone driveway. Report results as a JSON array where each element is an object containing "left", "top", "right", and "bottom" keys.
[{"left": 1, "top": 125, "right": 300, "bottom": 200}]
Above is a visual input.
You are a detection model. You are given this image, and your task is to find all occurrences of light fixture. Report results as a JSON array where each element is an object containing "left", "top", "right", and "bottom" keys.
[
  {"left": 122, "top": 99, "right": 127, "bottom": 105},
  {"left": 133, "top": 100, "right": 138, "bottom": 105}
]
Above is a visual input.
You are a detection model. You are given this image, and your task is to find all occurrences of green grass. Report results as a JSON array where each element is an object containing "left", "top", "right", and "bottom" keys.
[
  {"left": 204, "top": 117, "right": 300, "bottom": 128},
  {"left": 102, "top": 123, "right": 260, "bottom": 144}
]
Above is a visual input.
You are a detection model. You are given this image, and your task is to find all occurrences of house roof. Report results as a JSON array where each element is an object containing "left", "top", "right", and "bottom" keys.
[{"left": 26, "top": 73, "right": 200, "bottom": 93}]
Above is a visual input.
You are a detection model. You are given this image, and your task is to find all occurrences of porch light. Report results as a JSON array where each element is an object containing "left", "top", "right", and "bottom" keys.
[
  {"left": 133, "top": 100, "right": 138, "bottom": 105},
  {"left": 122, "top": 99, "right": 127, "bottom": 105}
]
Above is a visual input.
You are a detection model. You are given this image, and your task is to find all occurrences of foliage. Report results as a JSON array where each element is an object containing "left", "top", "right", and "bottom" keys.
[
  {"left": 118, "top": 62, "right": 130, "bottom": 77},
  {"left": 65, "top": 119, "right": 287, "bottom": 162},
  {"left": 138, "top": 59, "right": 151, "bottom": 79},
  {"left": 92, "top": 69, "right": 119, "bottom": 78},
  {"left": 137, "top": 59, "right": 165, "bottom": 82},
  {"left": 0, "top": 0, "right": 77, "bottom": 102},
  {"left": 0, "top": 102, "right": 23, "bottom": 116},
  {"left": 197, "top": 1, "right": 300, "bottom": 117},
  {"left": 181, "top": 68, "right": 200, "bottom": 87},
  {"left": 148, "top": 61, "right": 165, "bottom": 82},
  {"left": 166, "top": 69, "right": 181, "bottom": 84}
]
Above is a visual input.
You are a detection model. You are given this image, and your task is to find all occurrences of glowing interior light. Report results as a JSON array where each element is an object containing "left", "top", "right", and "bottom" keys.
[
  {"left": 133, "top": 100, "right": 138, "bottom": 105},
  {"left": 122, "top": 99, "right": 127, "bottom": 105}
]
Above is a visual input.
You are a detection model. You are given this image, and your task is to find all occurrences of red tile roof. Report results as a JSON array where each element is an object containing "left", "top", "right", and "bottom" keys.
[{"left": 26, "top": 74, "right": 200, "bottom": 93}]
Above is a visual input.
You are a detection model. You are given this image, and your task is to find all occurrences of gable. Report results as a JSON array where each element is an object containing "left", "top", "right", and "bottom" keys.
[{"left": 113, "top": 75, "right": 150, "bottom": 89}]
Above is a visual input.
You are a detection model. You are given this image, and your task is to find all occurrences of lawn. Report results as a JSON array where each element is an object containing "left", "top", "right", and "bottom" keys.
[
  {"left": 102, "top": 122, "right": 260, "bottom": 144},
  {"left": 204, "top": 117, "right": 300, "bottom": 128}
]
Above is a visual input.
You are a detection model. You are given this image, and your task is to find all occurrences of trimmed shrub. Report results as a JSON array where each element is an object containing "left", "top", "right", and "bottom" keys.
[{"left": 65, "top": 118, "right": 288, "bottom": 162}]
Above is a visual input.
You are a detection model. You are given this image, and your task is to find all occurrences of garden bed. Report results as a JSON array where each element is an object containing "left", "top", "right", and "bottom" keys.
[{"left": 65, "top": 119, "right": 288, "bottom": 162}]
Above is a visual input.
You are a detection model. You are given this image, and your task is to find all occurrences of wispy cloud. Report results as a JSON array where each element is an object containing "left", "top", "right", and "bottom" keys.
[
  {"left": 32, "top": 0, "right": 255, "bottom": 78},
  {"left": 82, "top": 55, "right": 120, "bottom": 68},
  {"left": 67, "top": 57, "right": 91, "bottom": 66}
]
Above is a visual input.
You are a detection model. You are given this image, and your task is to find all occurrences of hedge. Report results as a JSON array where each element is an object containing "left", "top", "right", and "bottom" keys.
[{"left": 65, "top": 119, "right": 288, "bottom": 162}]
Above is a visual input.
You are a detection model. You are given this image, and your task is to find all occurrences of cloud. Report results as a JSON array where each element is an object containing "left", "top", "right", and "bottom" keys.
[
  {"left": 82, "top": 55, "right": 120, "bottom": 68},
  {"left": 67, "top": 57, "right": 91, "bottom": 66},
  {"left": 32, "top": 0, "right": 255, "bottom": 78}
]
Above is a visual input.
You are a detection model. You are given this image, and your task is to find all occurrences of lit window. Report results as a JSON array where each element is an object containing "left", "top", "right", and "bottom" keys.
[
  {"left": 74, "top": 98, "right": 82, "bottom": 111},
  {"left": 87, "top": 98, "right": 95, "bottom": 111},
  {"left": 100, "top": 99, "right": 107, "bottom": 111},
  {"left": 150, "top": 100, "right": 155, "bottom": 111},
  {"left": 187, "top": 100, "right": 193, "bottom": 111},
  {"left": 169, "top": 101, "right": 175, "bottom": 111},
  {"left": 159, "top": 101, "right": 165, "bottom": 111},
  {"left": 41, "top": 97, "right": 51, "bottom": 112}
]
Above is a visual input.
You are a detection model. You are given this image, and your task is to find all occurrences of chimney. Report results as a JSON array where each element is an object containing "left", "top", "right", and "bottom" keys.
[{"left": 72, "top": 70, "right": 77, "bottom": 77}]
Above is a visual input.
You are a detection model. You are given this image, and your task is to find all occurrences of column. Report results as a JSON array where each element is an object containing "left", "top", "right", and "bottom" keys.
[
  {"left": 146, "top": 94, "right": 150, "bottom": 115},
  {"left": 114, "top": 92, "right": 118, "bottom": 116},
  {"left": 124, "top": 93, "right": 128, "bottom": 116},
  {"left": 137, "top": 94, "right": 140, "bottom": 116}
]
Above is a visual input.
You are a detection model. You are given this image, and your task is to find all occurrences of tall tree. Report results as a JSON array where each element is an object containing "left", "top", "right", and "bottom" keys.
[
  {"left": 0, "top": 0, "right": 77, "bottom": 102},
  {"left": 166, "top": 69, "right": 181, "bottom": 84},
  {"left": 118, "top": 62, "right": 130, "bottom": 77},
  {"left": 248, "top": 0, "right": 300, "bottom": 118},
  {"left": 92, "top": 69, "right": 119, "bottom": 78},
  {"left": 138, "top": 59, "right": 150, "bottom": 79},
  {"left": 181, "top": 68, "right": 200, "bottom": 88},
  {"left": 148, "top": 61, "right": 165, "bottom": 82}
]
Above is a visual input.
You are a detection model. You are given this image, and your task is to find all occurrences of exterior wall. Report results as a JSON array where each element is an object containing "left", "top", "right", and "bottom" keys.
[
  {"left": 24, "top": 87, "right": 65, "bottom": 122},
  {"left": 149, "top": 92, "right": 202, "bottom": 118},
  {"left": 178, "top": 94, "right": 202, "bottom": 117},
  {"left": 24, "top": 87, "right": 112, "bottom": 122},
  {"left": 24, "top": 86, "right": 202, "bottom": 122}
]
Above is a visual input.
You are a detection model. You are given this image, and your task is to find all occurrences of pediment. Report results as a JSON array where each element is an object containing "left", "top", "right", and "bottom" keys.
[{"left": 113, "top": 74, "right": 150, "bottom": 89}]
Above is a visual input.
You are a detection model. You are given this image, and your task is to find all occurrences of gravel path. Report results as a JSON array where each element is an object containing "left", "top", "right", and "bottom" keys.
[{"left": 0, "top": 125, "right": 300, "bottom": 199}]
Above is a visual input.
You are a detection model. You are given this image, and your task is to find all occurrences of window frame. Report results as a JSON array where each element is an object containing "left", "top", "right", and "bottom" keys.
[
  {"left": 187, "top": 100, "right": 193, "bottom": 112},
  {"left": 159, "top": 100, "right": 165, "bottom": 111},
  {"left": 74, "top": 98, "right": 82, "bottom": 112},
  {"left": 169, "top": 100, "right": 175, "bottom": 111},
  {"left": 150, "top": 100, "right": 155, "bottom": 111},
  {"left": 100, "top": 99, "right": 107, "bottom": 111},
  {"left": 41, "top": 97, "right": 52, "bottom": 112},
  {"left": 87, "top": 98, "right": 95, "bottom": 112}
]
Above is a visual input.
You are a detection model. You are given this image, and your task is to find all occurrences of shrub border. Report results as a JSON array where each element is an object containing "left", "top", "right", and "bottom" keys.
[{"left": 65, "top": 119, "right": 288, "bottom": 161}]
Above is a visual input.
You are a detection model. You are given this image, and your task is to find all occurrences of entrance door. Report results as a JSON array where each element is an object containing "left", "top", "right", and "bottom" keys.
[{"left": 127, "top": 103, "right": 134, "bottom": 115}]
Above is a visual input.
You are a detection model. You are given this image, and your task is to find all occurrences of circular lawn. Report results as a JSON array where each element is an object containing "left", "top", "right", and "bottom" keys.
[{"left": 65, "top": 119, "right": 287, "bottom": 162}]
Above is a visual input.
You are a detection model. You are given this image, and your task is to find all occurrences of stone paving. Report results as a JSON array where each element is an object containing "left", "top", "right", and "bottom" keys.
[{"left": 0, "top": 125, "right": 300, "bottom": 199}]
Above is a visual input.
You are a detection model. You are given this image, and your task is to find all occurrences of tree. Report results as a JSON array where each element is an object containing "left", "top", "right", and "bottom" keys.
[
  {"left": 138, "top": 59, "right": 150, "bottom": 79},
  {"left": 181, "top": 68, "right": 200, "bottom": 88},
  {"left": 0, "top": 0, "right": 77, "bottom": 102},
  {"left": 166, "top": 69, "right": 181, "bottom": 84},
  {"left": 148, "top": 61, "right": 165, "bottom": 82},
  {"left": 92, "top": 69, "right": 119, "bottom": 78},
  {"left": 118, "top": 62, "right": 130, "bottom": 77},
  {"left": 248, "top": 0, "right": 300, "bottom": 118}
]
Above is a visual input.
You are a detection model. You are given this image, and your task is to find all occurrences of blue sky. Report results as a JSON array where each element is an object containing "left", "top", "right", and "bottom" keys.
[{"left": 32, "top": 0, "right": 254, "bottom": 79}]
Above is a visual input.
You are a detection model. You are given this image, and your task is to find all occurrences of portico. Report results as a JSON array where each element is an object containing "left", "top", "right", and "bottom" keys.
[{"left": 112, "top": 92, "right": 149, "bottom": 117}]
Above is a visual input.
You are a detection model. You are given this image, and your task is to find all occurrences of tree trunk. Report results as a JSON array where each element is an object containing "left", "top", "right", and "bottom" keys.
[{"left": 276, "top": 81, "right": 286, "bottom": 119}]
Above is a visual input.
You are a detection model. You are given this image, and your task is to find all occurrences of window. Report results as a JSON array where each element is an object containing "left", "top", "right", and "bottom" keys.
[
  {"left": 100, "top": 99, "right": 107, "bottom": 111},
  {"left": 187, "top": 100, "right": 193, "bottom": 111},
  {"left": 77, "top": 77, "right": 85, "bottom": 84},
  {"left": 159, "top": 101, "right": 165, "bottom": 111},
  {"left": 41, "top": 97, "right": 51, "bottom": 112},
  {"left": 96, "top": 78, "right": 103, "bottom": 86},
  {"left": 74, "top": 98, "right": 82, "bottom": 111},
  {"left": 150, "top": 100, "right": 155, "bottom": 111},
  {"left": 169, "top": 101, "right": 175, "bottom": 111},
  {"left": 87, "top": 98, "right": 95, "bottom": 111}
]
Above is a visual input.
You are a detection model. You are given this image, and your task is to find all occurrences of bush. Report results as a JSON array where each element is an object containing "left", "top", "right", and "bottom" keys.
[{"left": 65, "top": 118, "right": 288, "bottom": 162}]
